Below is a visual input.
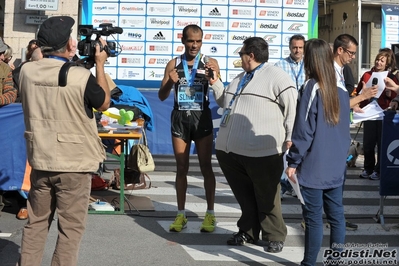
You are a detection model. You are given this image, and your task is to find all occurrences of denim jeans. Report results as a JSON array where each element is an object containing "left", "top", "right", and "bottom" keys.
[{"left": 300, "top": 185, "right": 345, "bottom": 266}]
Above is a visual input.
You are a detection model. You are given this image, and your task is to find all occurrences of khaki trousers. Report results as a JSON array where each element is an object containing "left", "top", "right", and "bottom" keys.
[{"left": 19, "top": 170, "right": 91, "bottom": 266}]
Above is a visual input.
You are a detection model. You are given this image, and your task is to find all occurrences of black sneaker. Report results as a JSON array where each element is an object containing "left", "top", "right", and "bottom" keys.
[
  {"left": 326, "top": 220, "right": 358, "bottom": 231},
  {"left": 266, "top": 241, "right": 284, "bottom": 253},
  {"left": 345, "top": 220, "right": 358, "bottom": 231},
  {"left": 227, "top": 231, "right": 254, "bottom": 246}
]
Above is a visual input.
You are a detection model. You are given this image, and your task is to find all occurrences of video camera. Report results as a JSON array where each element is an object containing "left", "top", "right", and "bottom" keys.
[{"left": 77, "top": 23, "right": 123, "bottom": 65}]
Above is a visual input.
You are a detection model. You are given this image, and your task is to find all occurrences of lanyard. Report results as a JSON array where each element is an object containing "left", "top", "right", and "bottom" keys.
[
  {"left": 227, "top": 63, "right": 264, "bottom": 108},
  {"left": 182, "top": 53, "right": 200, "bottom": 86},
  {"left": 289, "top": 60, "right": 303, "bottom": 90},
  {"left": 334, "top": 66, "right": 346, "bottom": 88},
  {"left": 46, "top": 55, "right": 69, "bottom": 62}
]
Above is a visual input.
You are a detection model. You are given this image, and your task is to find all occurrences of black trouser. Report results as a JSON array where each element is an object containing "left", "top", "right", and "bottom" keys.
[
  {"left": 216, "top": 150, "right": 287, "bottom": 242},
  {"left": 362, "top": 120, "right": 382, "bottom": 173}
]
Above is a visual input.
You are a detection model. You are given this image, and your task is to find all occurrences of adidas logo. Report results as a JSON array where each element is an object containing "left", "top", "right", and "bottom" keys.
[
  {"left": 153, "top": 31, "right": 165, "bottom": 40},
  {"left": 209, "top": 7, "right": 221, "bottom": 16}
]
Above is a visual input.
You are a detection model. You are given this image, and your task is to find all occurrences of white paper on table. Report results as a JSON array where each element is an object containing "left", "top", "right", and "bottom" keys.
[
  {"left": 361, "top": 71, "right": 388, "bottom": 99},
  {"left": 352, "top": 100, "right": 385, "bottom": 124},
  {"left": 282, "top": 150, "right": 305, "bottom": 205}
]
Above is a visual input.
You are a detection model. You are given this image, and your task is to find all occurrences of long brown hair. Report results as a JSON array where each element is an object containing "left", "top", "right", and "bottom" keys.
[{"left": 304, "top": 39, "right": 339, "bottom": 125}]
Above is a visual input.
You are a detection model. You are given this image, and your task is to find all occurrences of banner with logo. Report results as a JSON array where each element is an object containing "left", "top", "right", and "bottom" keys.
[
  {"left": 380, "top": 111, "right": 399, "bottom": 196},
  {"left": 381, "top": 5, "right": 399, "bottom": 49},
  {"left": 81, "top": 0, "right": 318, "bottom": 88}
]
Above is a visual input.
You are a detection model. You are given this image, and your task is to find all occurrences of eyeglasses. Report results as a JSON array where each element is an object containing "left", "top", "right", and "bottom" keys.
[
  {"left": 342, "top": 47, "right": 356, "bottom": 57},
  {"left": 238, "top": 51, "right": 247, "bottom": 57}
]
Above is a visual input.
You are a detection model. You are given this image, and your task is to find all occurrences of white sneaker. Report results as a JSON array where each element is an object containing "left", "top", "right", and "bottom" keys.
[
  {"left": 359, "top": 170, "right": 371, "bottom": 179},
  {"left": 369, "top": 171, "right": 380, "bottom": 180}
]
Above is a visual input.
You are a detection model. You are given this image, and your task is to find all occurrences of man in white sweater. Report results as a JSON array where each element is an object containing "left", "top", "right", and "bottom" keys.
[{"left": 207, "top": 37, "right": 298, "bottom": 253}]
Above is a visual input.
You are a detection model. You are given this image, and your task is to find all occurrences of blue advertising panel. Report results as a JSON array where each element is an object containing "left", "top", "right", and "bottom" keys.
[
  {"left": 381, "top": 4, "right": 399, "bottom": 48},
  {"left": 380, "top": 111, "right": 399, "bottom": 196}
]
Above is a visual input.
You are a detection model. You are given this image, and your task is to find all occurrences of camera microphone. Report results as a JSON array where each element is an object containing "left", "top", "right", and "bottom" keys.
[
  {"left": 203, "top": 55, "right": 213, "bottom": 78},
  {"left": 371, "top": 77, "right": 378, "bottom": 101}
]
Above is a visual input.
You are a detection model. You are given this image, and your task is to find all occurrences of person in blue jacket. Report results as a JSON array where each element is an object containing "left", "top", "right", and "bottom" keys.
[{"left": 285, "top": 39, "right": 351, "bottom": 266}]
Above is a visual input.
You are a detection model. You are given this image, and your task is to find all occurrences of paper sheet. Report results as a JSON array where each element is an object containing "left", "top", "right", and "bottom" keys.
[
  {"left": 352, "top": 100, "right": 385, "bottom": 124},
  {"left": 282, "top": 150, "right": 305, "bottom": 205},
  {"left": 361, "top": 71, "right": 388, "bottom": 99}
]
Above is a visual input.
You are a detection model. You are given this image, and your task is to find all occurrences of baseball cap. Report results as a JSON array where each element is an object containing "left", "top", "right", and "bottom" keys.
[
  {"left": 38, "top": 16, "right": 75, "bottom": 52},
  {"left": 0, "top": 38, "right": 7, "bottom": 53}
]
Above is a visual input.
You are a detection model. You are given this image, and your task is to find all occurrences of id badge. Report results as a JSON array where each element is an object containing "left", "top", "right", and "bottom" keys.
[{"left": 220, "top": 108, "right": 231, "bottom": 127}]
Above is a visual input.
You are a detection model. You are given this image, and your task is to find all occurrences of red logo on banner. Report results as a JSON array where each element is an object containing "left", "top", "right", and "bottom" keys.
[{"left": 149, "top": 45, "right": 155, "bottom": 51}]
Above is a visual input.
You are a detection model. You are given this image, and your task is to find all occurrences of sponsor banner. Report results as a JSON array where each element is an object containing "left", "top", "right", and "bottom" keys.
[
  {"left": 173, "top": 43, "right": 186, "bottom": 55},
  {"left": 202, "top": 0, "right": 228, "bottom": 5},
  {"left": 119, "top": 16, "right": 146, "bottom": 28},
  {"left": 146, "top": 42, "right": 173, "bottom": 54},
  {"left": 119, "top": 3, "right": 146, "bottom": 15},
  {"left": 282, "top": 21, "right": 308, "bottom": 33},
  {"left": 93, "top": 3, "right": 119, "bottom": 15},
  {"left": 256, "top": 0, "right": 282, "bottom": 7},
  {"left": 229, "top": 19, "right": 256, "bottom": 31},
  {"left": 147, "top": 4, "right": 174, "bottom": 15},
  {"left": 202, "top": 5, "right": 229, "bottom": 18},
  {"left": 104, "top": 67, "right": 117, "bottom": 80},
  {"left": 228, "top": 32, "right": 254, "bottom": 44},
  {"left": 201, "top": 43, "right": 227, "bottom": 57},
  {"left": 281, "top": 46, "right": 291, "bottom": 57},
  {"left": 256, "top": 7, "right": 282, "bottom": 20},
  {"left": 119, "top": 29, "right": 146, "bottom": 41},
  {"left": 283, "top": 9, "right": 308, "bottom": 21},
  {"left": 118, "top": 55, "right": 145, "bottom": 67},
  {"left": 227, "top": 44, "right": 243, "bottom": 57},
  {"left": 229, "top": 6, "right": 255, "bottom": 19},
  {"left": 105, "top": 57, "right": 117, "bottom": 67},
  {"left": 174, "top": 5, "right": 201, "bottom": 16},
  {"left": 147, "top": 17, "right": 173, "bottom": 28},
  {"left": 203, "top": 31, "right": 228, "bottom": 43},
  {"left": 255, "top": 20, "right": 282, "bottom": 32},
  {"left": 118, "top": 42, "right": 145, "bottom": 54},
  {"left": 145, "top": 55, "right": 173, "bottom": 67},
  {"left": 283, "top": 0, "right": 308, "bottom": 9},
  {"left": 210, "top": 56, "right": 227, "bottom": 69},
  {"left": 229, "top": 0, "right": 256, "bottom": 7},
  {"left": 174, "top": 17, "right": 201, "bottom": 29},
  {"left": 268, "top": 45, "right": 283, "bottom": 58},
  {"left": 382, "top": 5, "right": 399, "bottom": 48},
  {"left": 117, "top": 67, "right": 145, "bottom": 80},
  {"left": 85, "top": 0, "right": 316, "bottom": 88},
  {"left": 146, "top": 29, "right": 173, "bottom": 42},
  {"left": 91, "top": 67, "right": 117, "bottom": 79},
  {"left": 145, "top": 68, "right": 166, "bottom": 80},
  {"left": 254, "top": 32, "right": 282, "bottom": 45},
  {"left": 227, "top": 57, "right": 243, "bottom": 70},
  {"left": 202, "top": 18, "right": 229, "bottom": 30},
  {"left": 92, "top": 16, "right": 118, "bottom": 26},
  {"left": 226, "top": 70, "right": 243, "bottom": 82}
]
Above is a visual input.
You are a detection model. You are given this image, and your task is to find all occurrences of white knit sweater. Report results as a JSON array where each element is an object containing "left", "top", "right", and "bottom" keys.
[{"left": 212, "top": 63, "right": 298, "bottom": 157}]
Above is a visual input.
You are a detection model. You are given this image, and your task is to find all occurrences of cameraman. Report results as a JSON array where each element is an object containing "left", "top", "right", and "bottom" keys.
[{"left": 17, "top": 16, "right": 110, "bottom": 266}]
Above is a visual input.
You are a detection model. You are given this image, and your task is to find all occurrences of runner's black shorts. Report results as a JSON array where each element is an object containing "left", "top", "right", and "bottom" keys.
[{"left": 171, "top": 108, "right": 213, "bottom": 142}]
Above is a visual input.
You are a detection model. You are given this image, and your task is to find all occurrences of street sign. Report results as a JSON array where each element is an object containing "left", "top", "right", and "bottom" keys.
[
  {"left": 25, "top": 15, "right": 48, "bottom": 25},
  {"left": 25, "top": 0, "right": 58, "bottom": 11}
]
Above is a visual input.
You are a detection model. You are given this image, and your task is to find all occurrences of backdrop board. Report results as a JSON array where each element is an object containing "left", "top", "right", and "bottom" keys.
[
  {"left": 382, "top": 4, "right": 399, "bottom": 49},
  {"left": 81, "top": 0, "right": 318, "bottom": 88}
]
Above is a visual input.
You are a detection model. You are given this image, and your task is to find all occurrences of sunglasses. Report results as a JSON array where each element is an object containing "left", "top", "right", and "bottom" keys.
[{"left": 238, "top": 51, "right": 248, "bottom": 57}]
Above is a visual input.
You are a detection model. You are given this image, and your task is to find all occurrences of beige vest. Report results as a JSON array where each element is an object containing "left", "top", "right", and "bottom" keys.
[
  {"left": 0, "top": 61, "right": 11, "bottom": 95},
  {"left": 19, "top": 58, "right": 105, "bottom": 172}
]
